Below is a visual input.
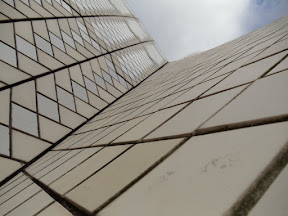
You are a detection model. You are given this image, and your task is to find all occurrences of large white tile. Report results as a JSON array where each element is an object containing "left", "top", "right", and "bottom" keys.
[
  {"left": 202, "top": 71, "right": 288, "bottom": 128},
  {"left": 147, "top": 86, "right": 246, "bottom": 139},
  {"left": 65, "top": 139, "right": 182, "bottom": 213},
  {"left": 99, "top": 122, "right": 288, "bottom": 216}
]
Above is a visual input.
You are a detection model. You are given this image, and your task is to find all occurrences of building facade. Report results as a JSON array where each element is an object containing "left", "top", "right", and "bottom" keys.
[{"left": 0, "top": 0, "right": 288, "bottom": 215}]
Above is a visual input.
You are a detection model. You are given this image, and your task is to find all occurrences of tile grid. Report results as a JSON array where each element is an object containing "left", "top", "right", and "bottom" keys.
[{"left": 0, "top": 4, "right": 288, "bottom": 216}]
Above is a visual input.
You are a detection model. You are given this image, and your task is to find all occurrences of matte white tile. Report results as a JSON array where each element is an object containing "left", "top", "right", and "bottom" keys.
[
  {"left": 12, "top": 103, "right": 38, "bottom": 136},
  {"left": 0, "top": 41, "right": 17, "bottom": 67},
  {"left": 65, "top": 139, "right": 182, "bottom": 213},
  {"left": 202, "top": 71, "right": 288, "bottom": 128},
  {"left": 147, "top": 86, "right": 246, "bottom": 139},
  {"left": 16, "top": 35, "right": 37, "bottom": 61},
  {"left": 99, "top": 122, "right": 288, "bottom": 216}
]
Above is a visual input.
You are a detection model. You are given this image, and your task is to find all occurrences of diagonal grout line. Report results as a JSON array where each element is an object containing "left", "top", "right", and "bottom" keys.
[
  {"left": 0, "top": 40, "right": 153, "bottom": 92},
  {"left": 0, "top": 14, "right": 138, "bottom": 24},
  {"left": 0, "top": 61, "right": 168, "bottom": 188},
  {"left": 23, "top": 171, "right": 91, "bottom": 216},
  {"left": 52, "top": 115, "right": 288, "bottom": 151},
  {"left": 224, "top": 141, "right": 288, "bottom": 216},
  {"left": 0, "top": 153, "right": 27, "bottom": 164}
]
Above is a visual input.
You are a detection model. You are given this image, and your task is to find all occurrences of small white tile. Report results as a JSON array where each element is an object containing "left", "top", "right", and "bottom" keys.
[
  {"left": 49, "top": 32, "right": 65, "bottom": 53},
  {"left": 0, "top": 125, "right": 9, "bottom": 156},
  {"left": 35, "top": 34, "right": 53, "bottom": 56},
  {"left": 16, "top": 35, "right": 37, "bottom": 61},
  {"left": 0, "top": 157, "right": 22, "bottom": 182},
  {"left": 56, "top": 87, "right": 76, "bottom": 111},
  {"left": 37, "top": 94, "right": 59, "bottom": 122},
  {"left": 12, "top": 103, "right": 38, "bottom": 136},
  {"left": 0, "top": 41, "right": 17, "bottom": 67}
]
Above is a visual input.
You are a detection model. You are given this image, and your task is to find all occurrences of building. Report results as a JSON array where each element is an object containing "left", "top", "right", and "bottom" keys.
[{"left": 0, "top": 0, "right": 288, "bottom": 215}]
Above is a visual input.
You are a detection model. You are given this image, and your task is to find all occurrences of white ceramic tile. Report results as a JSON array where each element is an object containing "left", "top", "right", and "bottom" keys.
[
  {"left": 36, "top": 202, "right": 72, "bottom": 216},
  {"left": 13, "top": 81, "right": 36, "bottom": 112},
  {"left": 114, "top": 104, "right": 186, "bottom": 143},
  {"left": 56, "top": 87, "right": 76, "bottom": 111},
  {"left": 39, "top": 116, "right": 71, "bottom": 142},
  {"left": 12, "top": 103, "right": 38, "bottom": 136},
  {"left": 71, "top": 30, "right": 84, "bottom": 46},
  {"left": 147, "top": 86, "right": 245, "bottom": 139},
  {"left": 0, "top": 180, "right": 41, "bottom": 215},
  {"left": 6, "top": 191, "right": 53, "bottom": 216},
  {"left": 267, "top": 56, "right": 288, "bottom": 75},
  {"left": 94, "top": 73, "right": 106, "bottom": 89},
  {"left": 65, "top": 139, "right": 182, "bottom": 213},
  {"left": 202, "top": 71, "right": 288, "bottom": 128},
  {"left": 0, "top": 89, "right": 10, "bottom": 125},
  {"left": 50, "top": 145, "right": 130, "bottom": 194},
  {"left": 37, "top": 94, "right": 59, "bottom": 122},
  {"left": 61, "top": 31, "right": 76, "bottom": 49},
  {"left": 72, "top": 81, "right": 88, "bottom": 102},
  {"left": 35, "top": 34, "right": 53, "bottom": 56},
  {"left": 0, "top": 157, "right": 22, "bottom": 182},
  {"left": 0, "top": 41, "right": 17, "bottom": 67},
  {"left": 49, "top": 32, "right": 65, "bottom": 52},
  {"left": 0, "top": 125, "right": 9, "bottom": 156},
  {"left": 12, "top": 130, "right": 50, "bottom": 161},
  {"left": 99, "top": 122, "right": 288, "bottom": 216},
  {"left": 204, "top": 52, "right": 287, "bottom": 95},
  {"left": 16, "top": 35, "right": 37, "bottom": 61}
]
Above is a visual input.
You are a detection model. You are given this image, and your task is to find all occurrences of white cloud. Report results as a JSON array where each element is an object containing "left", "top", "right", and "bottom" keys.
[
  {"left": 126, "top": 0, "right": 287, "bottom": 61},
  {"left": 126, "top": 0, "right": 250, "bottom": 61}
]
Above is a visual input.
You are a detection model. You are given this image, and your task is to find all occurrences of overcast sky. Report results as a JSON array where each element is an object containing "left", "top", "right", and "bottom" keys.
[{"left": 126, "top": 0, "right": 288, "bottom": 61}]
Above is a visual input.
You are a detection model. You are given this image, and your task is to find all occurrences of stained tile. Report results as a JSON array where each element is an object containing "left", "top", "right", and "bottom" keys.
[
  {"left": 99, "top": 122, "right": 288, "bottom": 216},
  {"left": 65, "top": 139, "right": 182, "bottom": 213},
  {"left": 248, "top": 163, "right": 288, "bottom": 216}
]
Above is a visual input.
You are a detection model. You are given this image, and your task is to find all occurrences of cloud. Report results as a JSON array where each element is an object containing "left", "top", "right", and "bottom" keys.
[
  {"left": 126, "top": 0, "right": 287, "bottom": 61},
  {"left": 242, "top": 0, "right": 288, "bottom": 33}
]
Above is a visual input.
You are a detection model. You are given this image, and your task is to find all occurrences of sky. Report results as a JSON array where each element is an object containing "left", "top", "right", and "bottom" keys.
[{"left": 126, "top": 0, "right": 288, "bottom": 61}]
